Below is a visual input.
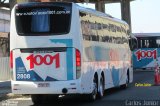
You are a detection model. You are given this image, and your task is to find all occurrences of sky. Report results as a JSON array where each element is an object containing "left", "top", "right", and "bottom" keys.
[
  {"left": 79, "top": 0, "right": 160, "bottom": 33},
  {"left": 4, "top": 0, "right": 160, "bottom": 33}
]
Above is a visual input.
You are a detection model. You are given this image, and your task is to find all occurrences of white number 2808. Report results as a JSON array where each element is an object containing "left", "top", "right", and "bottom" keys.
[{"left": 17, "top": 74, "right": 30, "bottom": 79}]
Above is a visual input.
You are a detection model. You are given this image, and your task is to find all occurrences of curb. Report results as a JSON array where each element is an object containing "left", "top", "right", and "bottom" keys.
[
  {"left": 0, "top": 81, "right": 30, "bottom": 101},
  {"left": 0, "top": 81, "right": 11, "bottom": 88},
  {"left": 0, "top": 93, "right": 30, "bottom": 101}
]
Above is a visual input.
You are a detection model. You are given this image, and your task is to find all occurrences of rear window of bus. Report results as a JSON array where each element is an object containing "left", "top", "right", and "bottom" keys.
[{"left": 15, "top": 3, "right": 72, "bottom": 36}]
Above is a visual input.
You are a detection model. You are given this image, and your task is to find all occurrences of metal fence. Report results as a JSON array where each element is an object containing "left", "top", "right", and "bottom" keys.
[{"left": 0, "top": 57, "right": 11, "bottom": 81}]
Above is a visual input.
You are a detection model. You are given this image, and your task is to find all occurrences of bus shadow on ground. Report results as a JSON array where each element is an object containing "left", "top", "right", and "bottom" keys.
[{"left": 31, "top": 87, "right": 124, "bottom": 106}]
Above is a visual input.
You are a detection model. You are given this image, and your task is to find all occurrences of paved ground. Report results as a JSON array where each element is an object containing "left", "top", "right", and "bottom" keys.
[
  {"left": 0, "top": 70, "right": 160, "bottom": 106},
  {"left": 0, "top": 81, "right": 11, "bottom": 100},
  {"left": 0, "top": 81, "right": 29, "bottom": 102}
]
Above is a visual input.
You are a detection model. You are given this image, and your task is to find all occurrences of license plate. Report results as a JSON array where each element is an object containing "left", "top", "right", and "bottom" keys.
[{"left": 38, "top": 83, "right": 50, "bottom": 87}]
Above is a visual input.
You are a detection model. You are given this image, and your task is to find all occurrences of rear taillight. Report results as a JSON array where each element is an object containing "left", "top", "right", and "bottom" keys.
[
  {"left": 10, "top": 51, "right": 13, "bottom": 69},
  {"left": 76, "top": 49, "right": 81, "bottom": 79}
]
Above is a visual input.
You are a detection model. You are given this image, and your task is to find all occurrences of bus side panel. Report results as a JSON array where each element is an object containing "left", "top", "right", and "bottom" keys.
[
  {"left": 133, "top": 48, "right": 158, "bottom": 69},
  {"left": 81, "top": 41, "right": 131, "bottom": 93}
]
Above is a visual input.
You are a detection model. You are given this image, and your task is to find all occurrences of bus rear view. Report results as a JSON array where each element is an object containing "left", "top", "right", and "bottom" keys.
[
  {"left": 132, "top": 33, "right": 160, "bottom": 70},
  {"left": 10, "top": 2, "right": 133, "bottom": 103},
  {"left": 10, "top": 2, "right": 82, "bottom": 96}
]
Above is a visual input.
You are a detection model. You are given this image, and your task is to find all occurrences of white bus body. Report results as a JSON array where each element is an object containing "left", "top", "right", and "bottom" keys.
[{"left": 10, "top": 2, "right": 133, "bottom": 101}]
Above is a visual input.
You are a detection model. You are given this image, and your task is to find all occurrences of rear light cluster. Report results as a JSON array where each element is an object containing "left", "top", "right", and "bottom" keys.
[
  {"left": 10, "top": 51, "right": 13, "bottom": 69},
  {"left": 76, "top": 49, "right": 81, "bottom": 79}
]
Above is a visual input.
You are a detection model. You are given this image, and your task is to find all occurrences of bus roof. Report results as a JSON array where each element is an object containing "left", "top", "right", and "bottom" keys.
[
  {"left": 15, "top": 2, "right": 128, "bottom": 26},
  {"left": 133, "top": 33, "right": 160, "bottom": 37},
  {"left": 75, "top": 3, "right": 128, "bottom": 25}
]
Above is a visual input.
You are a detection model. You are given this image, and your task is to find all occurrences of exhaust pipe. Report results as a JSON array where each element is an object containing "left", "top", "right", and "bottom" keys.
[{"left": 62, "top": 88, "right": 68, "bottom": 94}]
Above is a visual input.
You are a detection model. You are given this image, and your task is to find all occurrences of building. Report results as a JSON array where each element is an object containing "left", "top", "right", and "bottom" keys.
[{"left": 0, "top": 8, "right": 10, "bottom": 57}]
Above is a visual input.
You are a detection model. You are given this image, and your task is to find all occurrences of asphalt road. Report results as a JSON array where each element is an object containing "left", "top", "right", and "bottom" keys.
[{"left": 1, "top": 70, "right": 160, "bottom": 106}]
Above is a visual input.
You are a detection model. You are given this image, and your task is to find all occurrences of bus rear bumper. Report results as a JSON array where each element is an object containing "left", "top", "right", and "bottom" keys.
[{"left": 11, "top": 80, "right": 82, "bottom": 94}]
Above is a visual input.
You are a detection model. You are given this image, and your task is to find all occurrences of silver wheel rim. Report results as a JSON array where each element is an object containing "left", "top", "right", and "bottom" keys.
[
  {"left": 93, "top": 82, "right": 97, "bottom": 99},
  {"left": 92, "top": 78, "right": 97, "bottom": 100},
  {"left": 126, "top": 76, "right": 129, "bottom": 86},
  {"left": 99, "top": 78, "right": 104, "bottom": 97}
]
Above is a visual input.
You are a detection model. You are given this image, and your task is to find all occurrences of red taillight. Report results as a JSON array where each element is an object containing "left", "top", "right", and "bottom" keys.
[
  {"left": 76, "top": 49, "right": 81, "bottom": 79},
  {"left": 76, "top": 49, "right": 81, "bottom": 67},
  {"left": 10, "top": 51, "right": 13, "bottom": 69}
]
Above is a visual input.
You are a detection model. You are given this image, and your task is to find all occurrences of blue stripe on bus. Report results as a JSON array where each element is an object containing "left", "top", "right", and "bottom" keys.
[
  {"left": 50, "top": 39, "right": 74, "bottom": 80},
  {"left": 111, "top": 66, "right": 120, "bottom": 86},
  {"left": 66, "top": 48, "right": 73, "bottom": 80},
  {"left": 50, "top": 39, "right": 73, "bottom": 47}
]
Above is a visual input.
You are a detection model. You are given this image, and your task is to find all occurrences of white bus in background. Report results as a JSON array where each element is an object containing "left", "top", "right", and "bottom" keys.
[{"left": 10, "top": 2, "right": 133, "bottom": 103}]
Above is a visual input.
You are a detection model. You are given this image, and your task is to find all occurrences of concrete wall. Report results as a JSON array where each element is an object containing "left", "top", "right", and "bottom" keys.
[
  {"left": 0, "top": 57, "right": 11, "bottom": 81},
  {"left": 0, "top": 9, "right": 10, "bottom": 33},
  {"left": 0, "top": 9, "right": 10, "bottom": 57}
]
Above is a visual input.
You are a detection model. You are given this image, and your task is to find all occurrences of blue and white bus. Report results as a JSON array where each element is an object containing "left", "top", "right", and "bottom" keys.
[
  {"left": 10, "top": 2, "right": 133, "bottom": 103},
  {"left": 133, "top": 33, "right": 160, "bottom": 70}
]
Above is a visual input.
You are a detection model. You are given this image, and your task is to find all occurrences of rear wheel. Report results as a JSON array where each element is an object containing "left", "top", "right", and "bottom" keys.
[
  {"left": 120, "top": 72, "right": 129, "bottom": 89},
  {"left": 87, "top": 76, "right": 98, "bottom": 101},
  {"left": 31, "top": 94, "right": 43, "bottom": 104},
  {"left": 31, "top": 94, "right": 59, "bottom": 104},
  {"left": 98, "top": 76, "right": 105, "bottom": 99}
]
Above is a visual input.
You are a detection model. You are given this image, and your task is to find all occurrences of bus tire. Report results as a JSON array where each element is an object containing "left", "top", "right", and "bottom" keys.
[
  {"left": 87, "top": 75, "right": 98, "bottom": 101},
  {"left": 98, "top": 75, "right": 105, "bottom": 99},
  {"left": 120, "top": 71, "right": 129, "bottom": 89},
  {"left": 31, "top": 94, "right": 43, "bottom": 104},
  {"left": 45, "top": 94, "right": 59, "bottom": 103}
]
